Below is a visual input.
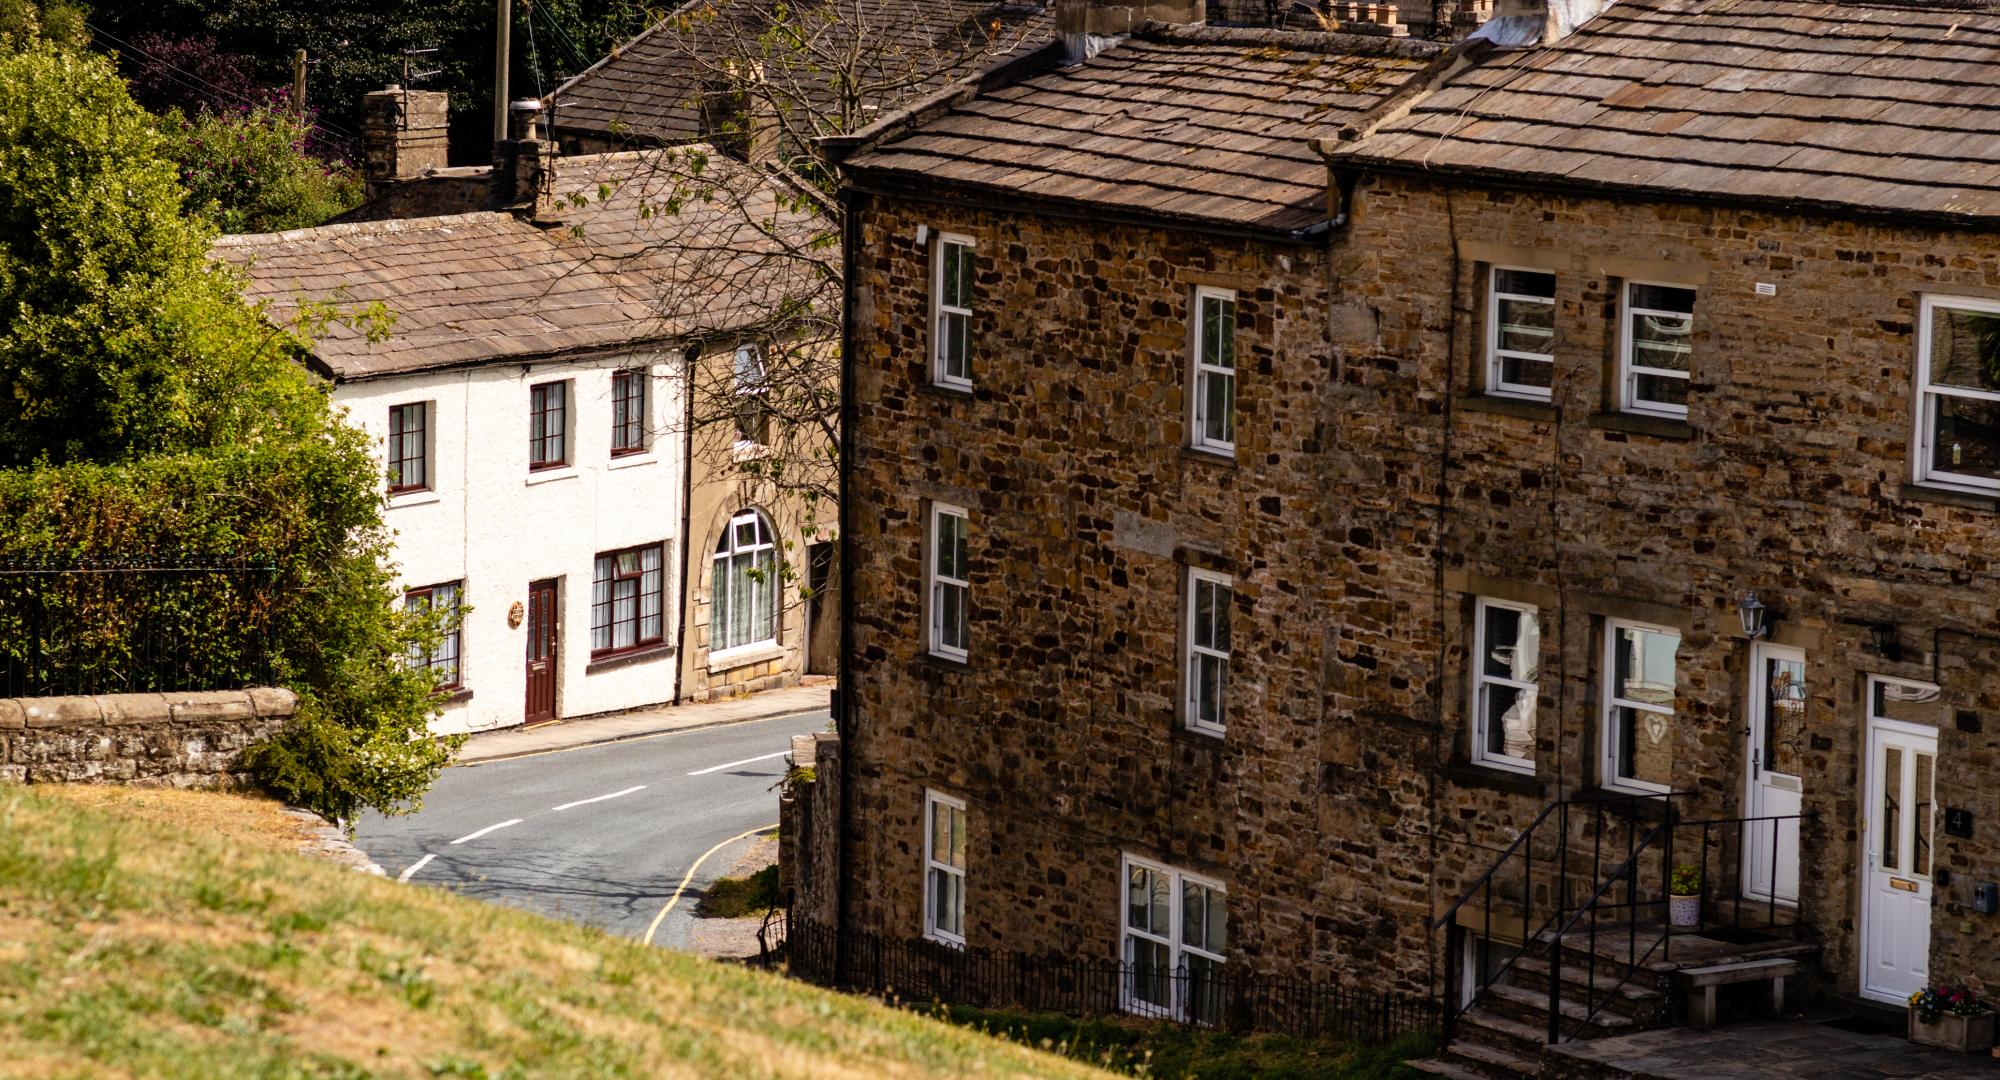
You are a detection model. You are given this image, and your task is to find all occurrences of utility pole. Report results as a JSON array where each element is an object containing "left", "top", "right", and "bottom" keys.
[
  {"left": 493, "top": 0, "right": 511, "bottom": 144},
  {"left": 291, "top": 49, "right": 306, "bottom": 118}
]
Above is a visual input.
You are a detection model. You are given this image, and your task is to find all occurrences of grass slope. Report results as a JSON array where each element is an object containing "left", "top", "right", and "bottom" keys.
[{"left": 0, "top": 785, "right": 1109, "bottom": 1080}]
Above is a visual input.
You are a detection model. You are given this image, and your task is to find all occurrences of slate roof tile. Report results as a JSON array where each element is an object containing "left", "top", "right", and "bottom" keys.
[
  {"left": 1338, "top": 0, "right": 2000, "bottom": 223},
  {"left": 845, "top": 24, "right": 1440, "bottom": 233}
]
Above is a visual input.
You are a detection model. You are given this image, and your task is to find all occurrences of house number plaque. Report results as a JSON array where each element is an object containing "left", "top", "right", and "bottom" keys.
[{"left": 508, "top": 601, "right": 525, "bottom": 629}]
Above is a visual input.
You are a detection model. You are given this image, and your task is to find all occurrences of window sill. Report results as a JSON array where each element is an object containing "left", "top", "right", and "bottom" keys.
[
  {"left": 437, "top": 687, "right": 473, "bottom": 705},
  {"left": 921, "top": 931, "right": 967, "bottom": 951},
  {"left": 708, "top": 641, "right": 783, "bottom": 674},
  {"left": 1443, "top": 760, "right": 1544, "bottom": 797},
  {"left": 1587, "top": 412, "right": 1694, "bottom": 441},
  {"left": 730, "top": 441, "right": 772, "bottom": 464},
  {"left": 1570, "top": 785, "right": 1677, "bottom": 821},
  {"left": 525, "top": 466, "right": 578, "bottom": 486},
  {"left": 910, "top": 652, "right": 970, "bottom": 676},
  {"left": 1898, "top": 482, "right": 2000, "bottom": 513},
  {"left": 1457, "top": 396, "right": 1557, "bottom": 422},
  {"left": 389, "top": 489, "right": 442, "bottom": 508},
  {"left": 918, "top": 379, "right": 974, "bottom": 400},
  {"left": 1181, "top": 445, "right": 1237, "bottom": 468},
  {"left": 1180, "top": 720, "right": 1226, "bottom": 742},
  {"left": 606, "top": 452, "right": 657, "bottom": 471},
  {"left": 587, "top": 642, "right": 675, "bottom": 675}
]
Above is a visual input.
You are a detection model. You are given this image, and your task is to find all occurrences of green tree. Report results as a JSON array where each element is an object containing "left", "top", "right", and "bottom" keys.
[
  {"left": 161, "top": 101, "right": 364, "bottom": 233},
  {"left": 0, "top": 37, "right": 454, "bottom": 822}
]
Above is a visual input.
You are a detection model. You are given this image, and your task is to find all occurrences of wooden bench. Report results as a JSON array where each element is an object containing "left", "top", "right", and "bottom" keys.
[{"left": 1678, "top": 958, "right": 1800, "bottom": 1029}]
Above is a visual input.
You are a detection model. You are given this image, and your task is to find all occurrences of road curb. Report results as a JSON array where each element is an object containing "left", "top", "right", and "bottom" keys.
[{"left": 453, "top": 706, "right": 829, "bottom": 766}]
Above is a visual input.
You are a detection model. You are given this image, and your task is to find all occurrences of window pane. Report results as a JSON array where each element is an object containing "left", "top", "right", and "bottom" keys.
[
  {"left": 1616, "top": 705, "right": 1674, "bottom": 788},
  {"left": 1926, "top": 304, "right": 2000, "bottom": 393},
  {"left": 1500, "top": 355, "right": 1554, "bottom": 391},
  {"left": 948, "top": 805, "right": 966, "bottom": 868},
  {"left": 1613, "top": 626, "right": 1677, "bottom": 707},
  {"left": 752, "top": 548, "right": 775, "bottom": 644},
  {"left": 1882, "top": 745, "right": 1902, "bottom": 872},
  {"left": 1496, "top": 296, "right": 1555, "bottom": 356},
  {"left": 1202, "top": 297, "right": 1236, "bottom": 369},
  {"left": 1482, "top": 682, "right": 1533, "bottom": 762},
  {"left": 1127, "top": 866, "right": 1154, "bottom": 933},
  {"left": 1630, "top": 311, "right": 1692, "bottom": 373},
  {"left": 1915, "top": 751, "right": 1934, "bottom": 879},
  {"left": 1630, "top": 284, "right": 1695, "bottom": 314},
  {"left": 1762, "top": 657, "right": 1805, "bottom": 778},
  {"left": 1495, "top": 269, "right": 1554, "bottom": 298},
  {"left": 1929, "top": 393, "right": 2000, "bottom": 483},
  {"left": 1873, "top": 680, "right": 1940, "bottom": 725},
  {"left": 1186, "top": 952, "right": 1223, "bottom": 1025},
  {"left": 1633, "top": 371, "right": 1690, "bottom": 408},
  {"left": 711, "top": 554, "right": 733, "bottom": 650},
  {"left": 1195, "top": 654, "right": 1225, "bottom": 727},
  {"left": 1203, "top": 370, "right": 1235, "bottom": 445},
  {"left": 1481, "top": 605, "right": 1538, "bottom": 682},
  {"left": 939, "top": 582, "right": 966, "bottom": 652},
  {"left": 1129, "top": 936, "right": 1173, "bottom": 1011}
]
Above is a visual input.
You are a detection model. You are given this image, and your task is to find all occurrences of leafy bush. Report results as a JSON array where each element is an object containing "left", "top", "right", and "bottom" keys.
[
  {"left": 117, "top": 32, "right": 257, "bottom": 115},
  {"left": 160, "top": 101, "right": 362, "bottom": 234},
  {"left": 0, "top": 39, "right": 452, "bottom": 822}
]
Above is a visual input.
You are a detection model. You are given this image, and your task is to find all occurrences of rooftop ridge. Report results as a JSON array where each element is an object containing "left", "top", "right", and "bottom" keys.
[
  {"left": 209, "top": 211, "right": 515, "bottom": 247},
  {"left": 1133, "top": 20, "right": 1446, "bottom": 58}
]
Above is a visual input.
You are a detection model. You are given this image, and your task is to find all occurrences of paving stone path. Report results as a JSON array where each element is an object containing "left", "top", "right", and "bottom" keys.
[{"left": 1548, "top": 1021, "right": 1999, "bottom": 1079}]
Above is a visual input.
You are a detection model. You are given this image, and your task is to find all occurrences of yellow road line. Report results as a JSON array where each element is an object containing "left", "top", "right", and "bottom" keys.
[{"left": 641, "top": 823, "right": 777, "bottom": 947}]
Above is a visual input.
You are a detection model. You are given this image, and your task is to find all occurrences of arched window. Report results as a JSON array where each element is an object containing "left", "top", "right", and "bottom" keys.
[{"left": 712, "top": 509, "right": 776, "bottom": 653}]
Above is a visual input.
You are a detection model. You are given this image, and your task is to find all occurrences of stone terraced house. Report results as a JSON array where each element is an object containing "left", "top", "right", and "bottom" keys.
[{"left": 811, "top": 0, "right": 2000, "bottom": 1071}]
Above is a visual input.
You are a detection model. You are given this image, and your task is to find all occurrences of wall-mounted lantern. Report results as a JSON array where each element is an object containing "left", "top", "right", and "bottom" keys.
[{"left": 1737, "top": 591, "right": 1769, "bottom": 639}]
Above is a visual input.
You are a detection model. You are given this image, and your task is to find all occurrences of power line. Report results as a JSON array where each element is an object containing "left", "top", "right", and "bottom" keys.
[{"left": 86, "top": 22, "right": 365, "bottom": 143}]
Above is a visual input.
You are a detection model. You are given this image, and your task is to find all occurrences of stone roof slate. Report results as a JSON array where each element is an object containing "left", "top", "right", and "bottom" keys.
[
  {"left": 1334, "top": 0, "right": 2000, "bottom": 223},
  {"left": 841, "top": 24, "right": 1442, "bottom": 234},
  {"left": 214, "top": 150, "right": 832, "bottom": 381},
  {"left": 549, "top": 0, "right": 1055, "bottom": 147}
]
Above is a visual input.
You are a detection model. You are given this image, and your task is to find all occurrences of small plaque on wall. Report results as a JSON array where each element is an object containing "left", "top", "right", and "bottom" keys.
[{"left": 1944, "top": 807, "right": 1974, "bottom": 839}]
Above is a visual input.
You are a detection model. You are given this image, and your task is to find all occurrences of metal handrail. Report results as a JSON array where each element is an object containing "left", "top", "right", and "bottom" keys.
[{"left": 1433, "top": 798, "right": 1559, "bottom": 931}]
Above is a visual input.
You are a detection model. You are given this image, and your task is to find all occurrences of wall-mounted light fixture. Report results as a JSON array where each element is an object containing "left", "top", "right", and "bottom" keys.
[{"left": 1738, "top": 591, "right": 1769, "bottom": 639}]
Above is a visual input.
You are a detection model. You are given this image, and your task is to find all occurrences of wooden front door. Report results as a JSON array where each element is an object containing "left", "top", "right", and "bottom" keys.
[{"left": 525, "top": 578, "right": 558, "bottom": 724}]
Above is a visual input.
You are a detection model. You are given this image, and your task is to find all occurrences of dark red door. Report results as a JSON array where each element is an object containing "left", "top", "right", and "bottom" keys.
[{"left": 525, "top": 579, "right": 558, "bottom": 724}]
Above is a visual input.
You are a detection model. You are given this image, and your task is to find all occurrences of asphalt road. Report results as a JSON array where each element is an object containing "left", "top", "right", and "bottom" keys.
[{"left": 353, "top": 709, "right": 828, "bottom": 950}]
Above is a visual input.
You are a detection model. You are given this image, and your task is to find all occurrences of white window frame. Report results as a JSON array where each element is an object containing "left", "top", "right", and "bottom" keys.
[
  {"left": 932, "top": 234, "right": 975, "bottom": 390},
  {"left": 710, "top": 509, "right": 777, "bottom": 660},
  {"left": 928, "top": 503, "right": 969, "bottom": 661},
  {"left": 1190, "top": 286, "right": 1237, "bottom": 456},
  {"left": 922, "top": 790, "right": 968, "bottom": 947},
  {"left": 1600, "top": 617, "right": 1681, "bottom": 795},
  {"left": 1618, "top": 280, "right": 1696, "bottom": 419},
  {"left": 1184, "top": 568, "right": 1231, "bottom": 737},
  {"left": 1470, "top": 597, "right": 1538, "bottom": 776},
  {"left": 1912, "top": 293, "right": 2000, "bottom": 494},
  {"left": 1485, "top": 266, "right": 1556, "bottom": 401},
  {"left": 1119, "top": 854, "right": 1226, "bottom": 1022}
]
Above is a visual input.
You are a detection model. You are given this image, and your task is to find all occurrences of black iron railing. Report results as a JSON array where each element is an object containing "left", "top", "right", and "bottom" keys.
[
  {"left": 0, "top": 554, "right": 280, "bottom": 696},
  {"left": 1435, "top": 790, "right": 1680, "bottom": 1046},
  {"left": 761, "top": 912, "right": 1438, "bottom": 1043}
]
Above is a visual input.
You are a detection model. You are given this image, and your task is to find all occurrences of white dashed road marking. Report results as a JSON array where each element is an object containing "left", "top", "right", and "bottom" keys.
[
  {"left": 450, "top": 819, "right": 523, "bottom": 845},
  {"left": 397, "top": 853, "right": 436, "bottom": 882},
  {"left": 552, "top": 785, "right": 646, "bottom": 811},
  {"left": 685, "top": 750, "right": 790, "bottom": 776}
]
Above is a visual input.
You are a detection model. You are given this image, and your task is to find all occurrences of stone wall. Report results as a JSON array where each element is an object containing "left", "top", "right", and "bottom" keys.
[
  {"left": 0, "top": 688, "right": 296, "bottom": 788},
  {"left": 1332, "top": 172, "right": 2000, "bottom": 999},
  {"left": 780, "top": 730, "right": 842, "bottom": 928},
  {"left": 843, "top": 193, "right": 1440, "bottom": 993}
]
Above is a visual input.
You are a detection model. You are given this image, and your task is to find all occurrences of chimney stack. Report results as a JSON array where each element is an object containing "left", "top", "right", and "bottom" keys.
[
  {"left": 490, "top": 98, "right": 558, "bottom": 217},
  {"left": 1483, "top": 0, "right": 1610, "bottom": 44},
  {"left": 1056, "top": 0, "right": 1206, "bottom": 63},
  {"left": 361, "top": 87, "right": 450, "bottom": 199}
]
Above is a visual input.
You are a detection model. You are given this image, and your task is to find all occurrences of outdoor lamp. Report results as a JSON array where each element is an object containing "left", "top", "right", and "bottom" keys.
[{"left": 1737, "top": 591, "right": 1769, "bottom": 638}]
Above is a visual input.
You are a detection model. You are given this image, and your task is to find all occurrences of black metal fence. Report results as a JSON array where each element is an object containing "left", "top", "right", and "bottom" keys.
[
  {"left": 758, "top": 912, "right": 1438, "bottom": 1044},
  {"left": 0, "top": 555, "right": 281, "bottom": 696}
]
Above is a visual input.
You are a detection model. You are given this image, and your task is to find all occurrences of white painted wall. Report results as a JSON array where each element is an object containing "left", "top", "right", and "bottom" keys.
[{"left": 335, "top": 353, "right": 686, "bottom": 736}]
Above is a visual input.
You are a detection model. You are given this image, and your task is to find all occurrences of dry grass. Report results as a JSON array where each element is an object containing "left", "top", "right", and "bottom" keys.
[{"left": 0, "top": 784, "right": 1110, "bottom": 1080}]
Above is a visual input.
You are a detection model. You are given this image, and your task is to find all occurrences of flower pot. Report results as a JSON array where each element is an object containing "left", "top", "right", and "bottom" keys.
[
  {"left": 1668, "top": 893, "right": 1700, "bottom": 928},
  {"left": 1909, "top": 1009, "right": 1998, "bottom": 1053}
]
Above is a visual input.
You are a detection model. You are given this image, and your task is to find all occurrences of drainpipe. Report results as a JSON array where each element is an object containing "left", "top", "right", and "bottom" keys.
[
  {"left": 673, "top": 348, "right": 696, "bottom": 705},
  {"left": 833, "top": 185, "right": 860, "bottom": 981}
]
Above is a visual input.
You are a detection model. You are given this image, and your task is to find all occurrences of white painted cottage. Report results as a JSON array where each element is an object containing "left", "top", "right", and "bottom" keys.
[{"left": 217, "top": 139, "right": 827, "bottom": 735}]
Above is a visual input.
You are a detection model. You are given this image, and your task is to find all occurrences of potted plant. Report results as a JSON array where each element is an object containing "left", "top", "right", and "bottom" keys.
[
  {"left": 1668, "top": 864, "right": 1701, "bottom": 928},
  {"left": 1909, "top": 985, "right": 1997, "bottom": 1052}
]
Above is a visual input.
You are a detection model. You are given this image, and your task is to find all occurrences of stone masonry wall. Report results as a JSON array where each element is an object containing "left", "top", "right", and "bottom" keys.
[
  {"left": 781, "top": 731, "right": 842, "bottom": 929},
  {"left": 844, "top": 193, "right": 1439, "bottom": 993},
  {"left": 1333, "top": 173, "right": 2000, "bottom": 1000},
  {"left": 0, "top": 688, "right": 296, "bottom": 788}
]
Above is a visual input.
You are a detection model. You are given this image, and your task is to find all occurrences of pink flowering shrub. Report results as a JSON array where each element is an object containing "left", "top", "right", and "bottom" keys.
[{"left": 158, "top": 99, "right": 362, "bottom": 232}]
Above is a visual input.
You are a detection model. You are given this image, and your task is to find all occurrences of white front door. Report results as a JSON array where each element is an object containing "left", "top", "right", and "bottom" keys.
[
  {"left": 1859, "top": 675, "right": 1940, "bottom": 1005},
  {"left": 1742, "top": 643, "right": 1805, "bottom": 904}
]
